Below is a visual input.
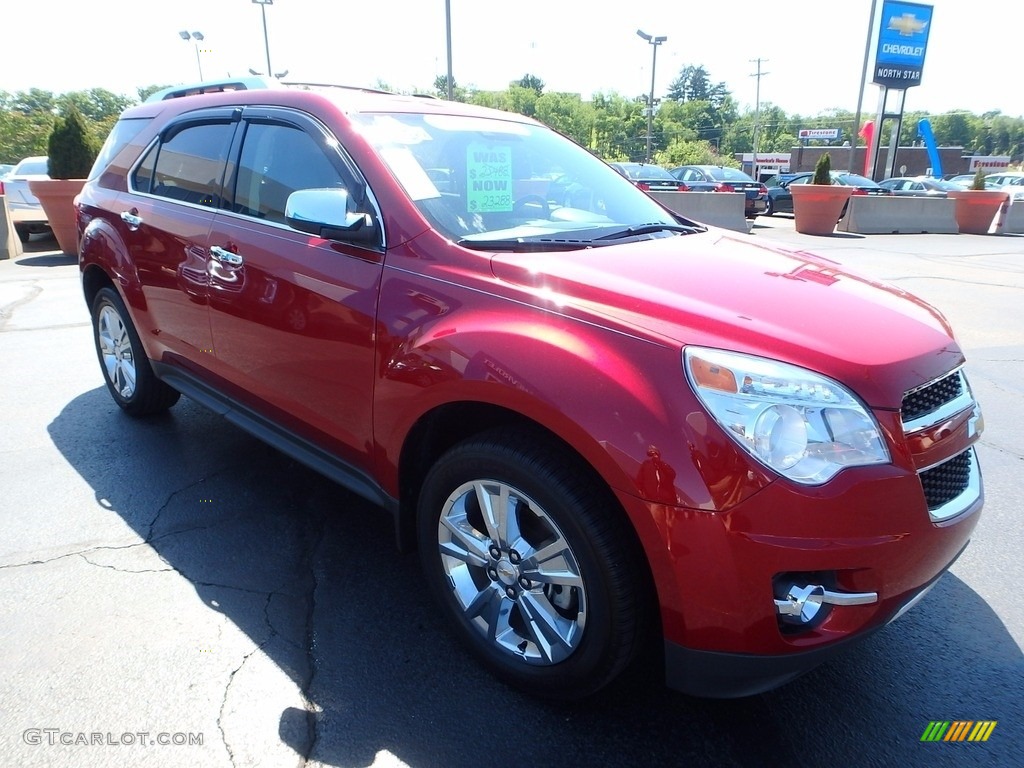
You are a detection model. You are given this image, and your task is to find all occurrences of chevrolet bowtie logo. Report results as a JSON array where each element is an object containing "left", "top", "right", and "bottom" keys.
[{"left": 888, "top": 13, "right": 928, "bottom": 36}]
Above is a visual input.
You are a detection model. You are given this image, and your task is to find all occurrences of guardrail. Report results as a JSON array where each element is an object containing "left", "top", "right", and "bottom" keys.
[
  {"left": 0, "top": 195, "right": 22, "bottom": 261},
  {"left": 838, "top": 196, "right": 959, "bottom": 234},
  {"left": 648, "top": 191, "right": 749, "bottom": 233},
  {"left": 995, "top": 199, "right": 1024, "bottom": 234}
]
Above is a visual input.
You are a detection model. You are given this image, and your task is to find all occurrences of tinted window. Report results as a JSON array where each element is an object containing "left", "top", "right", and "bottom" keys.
[
  {"left": 233, "top": 122, "right": 347, "bottom": 224},
  {"left": 150, "top": 122, "right": 235, "bottom": 207}
]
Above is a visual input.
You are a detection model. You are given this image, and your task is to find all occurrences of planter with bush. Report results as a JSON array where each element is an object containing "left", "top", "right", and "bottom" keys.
[
  {"left": 790, "top": 153, "right": 853, "bottom": 236},
  {"left": 28, "top": 105, "right": 99, "bottom": 255},
  {"left": 947, "top": 167, "right": 1008, "bottom": 235}
]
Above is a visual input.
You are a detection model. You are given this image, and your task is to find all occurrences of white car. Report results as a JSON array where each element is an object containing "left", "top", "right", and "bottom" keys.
[
  {"left": 3, "top": 156, "right": 51, "bottom": 242},
  {"left": 985, "top": 172, "right": 1024, "bottom": 202}
]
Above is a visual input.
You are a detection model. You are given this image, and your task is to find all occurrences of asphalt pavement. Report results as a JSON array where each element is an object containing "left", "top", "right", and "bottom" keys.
[{"left": 1, "top": 220, "right": 1021, "bottom": 768}]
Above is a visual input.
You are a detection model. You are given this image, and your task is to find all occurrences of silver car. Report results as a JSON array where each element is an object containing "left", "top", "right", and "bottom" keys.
[{"left": 3, "top": 156, "right": 51, "bottom": 242}]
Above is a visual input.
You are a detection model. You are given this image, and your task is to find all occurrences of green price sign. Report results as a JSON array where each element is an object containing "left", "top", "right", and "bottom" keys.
[{"left": 467, "top": 144, "right": 513, "bottom": 213}]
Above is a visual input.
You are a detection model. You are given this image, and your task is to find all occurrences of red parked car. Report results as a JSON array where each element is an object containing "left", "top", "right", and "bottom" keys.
[{"left": 77, "top": 80, "right": 984, "bottom": 700}]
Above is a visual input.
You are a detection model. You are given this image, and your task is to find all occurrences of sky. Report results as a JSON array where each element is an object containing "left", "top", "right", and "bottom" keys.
[{"left": 2, "top": 0, "right": 1020, "bottom": 119}]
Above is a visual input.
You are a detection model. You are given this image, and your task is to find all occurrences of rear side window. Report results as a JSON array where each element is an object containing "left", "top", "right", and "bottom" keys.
[
  {"left": 135, "top": 122, "right": 235, "bottom": 208},
  {"left": 89, "top": 117, "right": 152, "bottom": 181}
]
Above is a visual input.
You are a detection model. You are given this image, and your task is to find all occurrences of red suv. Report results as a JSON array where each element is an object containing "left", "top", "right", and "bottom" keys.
[{"left": 77, "top": 80, "right": 984, "bottom": 700}]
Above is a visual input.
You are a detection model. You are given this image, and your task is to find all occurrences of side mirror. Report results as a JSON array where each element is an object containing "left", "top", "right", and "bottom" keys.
[{"left": 285, "top": 188, "right": 379, "bottom": 245}]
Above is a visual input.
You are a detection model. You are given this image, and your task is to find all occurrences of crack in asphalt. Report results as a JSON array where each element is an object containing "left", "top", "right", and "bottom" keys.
[
  {"left": 297, "top": 510, "right": 326, "bottom": 767},
  {"left": 217, "top": 638, "right": 271, "bottom": 768},
  {"left": 0, "top": 282, "right": 42, "bottom": 330}
]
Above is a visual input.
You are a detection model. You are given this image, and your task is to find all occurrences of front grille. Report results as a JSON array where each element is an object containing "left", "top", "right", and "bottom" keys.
[
  {"left": 920, "top": 450, "right": 972, "bottom": 511},
  {"left": 902, "top": 371, "right": 964, "bottom": 422}
]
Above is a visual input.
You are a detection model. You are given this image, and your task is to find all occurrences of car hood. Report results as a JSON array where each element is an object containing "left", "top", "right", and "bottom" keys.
[{"left": 489, "top": 231, "right": 962, "bottom": 410}]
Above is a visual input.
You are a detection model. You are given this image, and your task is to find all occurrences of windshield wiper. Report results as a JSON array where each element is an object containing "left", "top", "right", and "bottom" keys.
[
  {"left": 457, "top": 237, "right": 594, "bottom": 252},
  {"left": 594, "top": 222, "right": 704, "bottom": 240}
]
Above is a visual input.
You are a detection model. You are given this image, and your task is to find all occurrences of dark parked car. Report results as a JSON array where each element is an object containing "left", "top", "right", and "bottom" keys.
[
  {"left": 76, "top": 79, "right": 984, "bottom": 701},
  {"left": 878, "top": 177, "right": 961, "bottom": 197},
  {"left": 763, "top": 172, "right": 809, "bottom": 215},
  {"left": 669, "top": 165, "right": 768, "bottom": 217},
  {"left": 607, "top": 162, "right": 685, "bottom": 192}
]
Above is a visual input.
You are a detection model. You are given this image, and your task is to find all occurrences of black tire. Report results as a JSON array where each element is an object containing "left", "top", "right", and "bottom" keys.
[
  {"left": 764, "top": 196, "right": 775, "bottom": 216},
  {"left": 417, "top": 428, "right": 649, "bottom": 699},
  {"left": 91, "top": 287, "right": 180, "bottom": 417},
  {"left": 14, "top": 223, "right": 31, "bottom": 243}
]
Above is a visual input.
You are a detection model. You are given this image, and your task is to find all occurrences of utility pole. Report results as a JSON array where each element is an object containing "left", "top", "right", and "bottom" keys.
[{"left": 749, "top": 58, "right": 769, "bottom": 178}]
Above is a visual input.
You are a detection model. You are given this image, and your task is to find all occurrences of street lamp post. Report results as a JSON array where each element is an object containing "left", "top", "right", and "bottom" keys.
[
  {"left": 445, "top": 0, "right": 454, "bottom": 100},
  {"left": 252, "top": 0, "right": 274, "bottom": 79},
  {"left": 179, "top": 30, "right": 205, "bottom": 80},
  {"left": 636, "top": 29, "right": 667, "bottom": 163}
]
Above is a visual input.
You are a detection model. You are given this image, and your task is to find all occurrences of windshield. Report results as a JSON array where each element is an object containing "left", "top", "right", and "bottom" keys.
[{"left": 352, "top": 112, "right": 683, "bottom": 246}]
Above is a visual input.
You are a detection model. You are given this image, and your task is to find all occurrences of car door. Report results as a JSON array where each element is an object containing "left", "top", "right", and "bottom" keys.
[
  {"left": 122, "top": 110, "right": 240, "bottom": 359},
  {"left": 204, "top": 107, "right": 384, "bottom": 472}
]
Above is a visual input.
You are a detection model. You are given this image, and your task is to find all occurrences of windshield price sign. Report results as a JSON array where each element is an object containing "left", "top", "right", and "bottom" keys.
[
  {"left": 873, "top": 1, "right": 933, "bottom": 88},
  {"left": 467, "top": 144, "right": 514, "bottom": 213}
]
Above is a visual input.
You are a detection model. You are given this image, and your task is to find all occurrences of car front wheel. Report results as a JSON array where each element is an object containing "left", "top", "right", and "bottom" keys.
[
  {"left": 417, "top": 429, "right": 649, "bottom": 699},
  {"left": 764, "top": 196, "right": 775, "bottom": 216},
  {"left": 91, "top": 287, "right": 180, "bottom": 417}
]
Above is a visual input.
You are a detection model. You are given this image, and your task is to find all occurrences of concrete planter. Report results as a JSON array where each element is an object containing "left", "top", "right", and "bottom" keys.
[
  {"left": 28, "top": 178, "right": 85, "bottom": 256},
  {"left": 791, "top": 184, "right": 853, "bottom": 235},
  {"left": 947, "top": 190, "right": 1008, "bottom": 235}
]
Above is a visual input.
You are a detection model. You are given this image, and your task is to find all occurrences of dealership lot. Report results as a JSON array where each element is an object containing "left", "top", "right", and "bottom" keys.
[{"left": 1, "top": 222, "right": 1021, "bottom": 767}]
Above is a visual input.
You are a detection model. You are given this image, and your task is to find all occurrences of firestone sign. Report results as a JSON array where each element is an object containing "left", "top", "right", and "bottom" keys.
[
  {"left": 799, "top": 129, "right": 841, "bottom": 141},
  {"left": 873, "top": 1, "right": 933, "bottom": 88}
]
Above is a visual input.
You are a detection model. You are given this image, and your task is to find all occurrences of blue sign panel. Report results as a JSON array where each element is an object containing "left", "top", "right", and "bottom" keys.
[{"left": 873, "top": 1, "right": 933, "bottom": 88}]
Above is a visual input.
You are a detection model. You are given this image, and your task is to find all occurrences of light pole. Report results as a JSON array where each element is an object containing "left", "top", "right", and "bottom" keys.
[
  {"left": 636, "top": 29, "right": 667, "bottom": 163},
  {"left": 252, "top": 0, "right": 273, "bottom": 79},
  {"left": 445, "top": 0, "right": 454, "bottom": 100},
  {"left": 179, "top": 30, "right": 205, "bottom": 80}
]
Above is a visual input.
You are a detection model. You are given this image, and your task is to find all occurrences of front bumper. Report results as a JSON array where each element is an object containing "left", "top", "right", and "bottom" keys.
[
  {"left": 618, "top": 447, "right": 982, "bottom": 696},
  {"left": 662, "top": 546, "right": 962, "bottom": 697}
]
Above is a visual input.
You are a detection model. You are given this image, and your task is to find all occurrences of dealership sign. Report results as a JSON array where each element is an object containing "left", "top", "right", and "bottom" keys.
[
  {"left": 873, "top": 1, "right": 933, "bottom": 88},
  {"left": 799, "top": 129, "right": 841, "bottom": 141}
]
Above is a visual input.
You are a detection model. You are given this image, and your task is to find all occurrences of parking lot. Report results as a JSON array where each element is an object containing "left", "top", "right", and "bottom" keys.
[{"left": 1, "top": 220, "right": 1022, "bottom": 768}]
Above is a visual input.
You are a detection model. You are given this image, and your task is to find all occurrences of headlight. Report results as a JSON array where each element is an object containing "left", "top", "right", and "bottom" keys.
[{"left": 684, "top": 347, "right": 890, "bottom": 484}]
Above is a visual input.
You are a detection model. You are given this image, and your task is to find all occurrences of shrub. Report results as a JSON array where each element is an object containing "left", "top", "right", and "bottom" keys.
[
  {"left": 969, "top": 166, "right": 987, "bottom": 191},
  {"left": 47, "top": 105, "right": 99, "bottom": 179},
  {"left": 812, "top": 152, "right": 832, "bottom": 185}
]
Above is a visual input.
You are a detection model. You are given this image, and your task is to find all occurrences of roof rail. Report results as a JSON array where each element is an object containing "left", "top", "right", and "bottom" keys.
[{"left": 145, "top": 76, "right": 280, "bottom": 102}]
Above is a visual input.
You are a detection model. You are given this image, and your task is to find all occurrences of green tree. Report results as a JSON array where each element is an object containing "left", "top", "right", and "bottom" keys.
[
  {"left": 534, "top": 92, "right": 593, "bottom": 146},
  {"left": 137, "top": 84, "right": 171, "bottom": 102},
  {"left": 11, "top": 88, "right": 56, "bottom": 115},
  {"left": 515, "top": 74, "right": 544, "bottom": 95},
  {"left": 433, "top": 74, "right": 467, "bottom": 102},
  {"left": 654, "top": 139, "right": 730, "bottom": 167}
]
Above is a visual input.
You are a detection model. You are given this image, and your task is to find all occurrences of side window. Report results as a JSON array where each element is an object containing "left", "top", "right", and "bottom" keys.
[
  {"left": 233, "top": 122, "right": 346, "bottom": 225},
  {"left": 150, "top": 122, "right": 234, "bottom": 208}
]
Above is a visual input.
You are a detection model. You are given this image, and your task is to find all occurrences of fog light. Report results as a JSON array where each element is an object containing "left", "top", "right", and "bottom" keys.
[{"left": 774, "top": 581, "right": 879, "bottom": 626}]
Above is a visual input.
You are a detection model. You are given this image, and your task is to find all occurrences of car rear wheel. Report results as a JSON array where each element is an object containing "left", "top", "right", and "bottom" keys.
[
  {"left": 91, "top": 287, "right": 180, "bottom": 417},
  {"left": 416, "top": 429, "right": 648, "bottom": 699}
]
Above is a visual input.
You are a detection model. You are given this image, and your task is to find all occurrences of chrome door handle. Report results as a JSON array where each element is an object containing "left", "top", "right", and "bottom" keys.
[
  {"left": 120, "top": 210, "right": 142, "bottom": 230},
  {"left": 210, "top": 246, "right": 243, "bottom": 266}
]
